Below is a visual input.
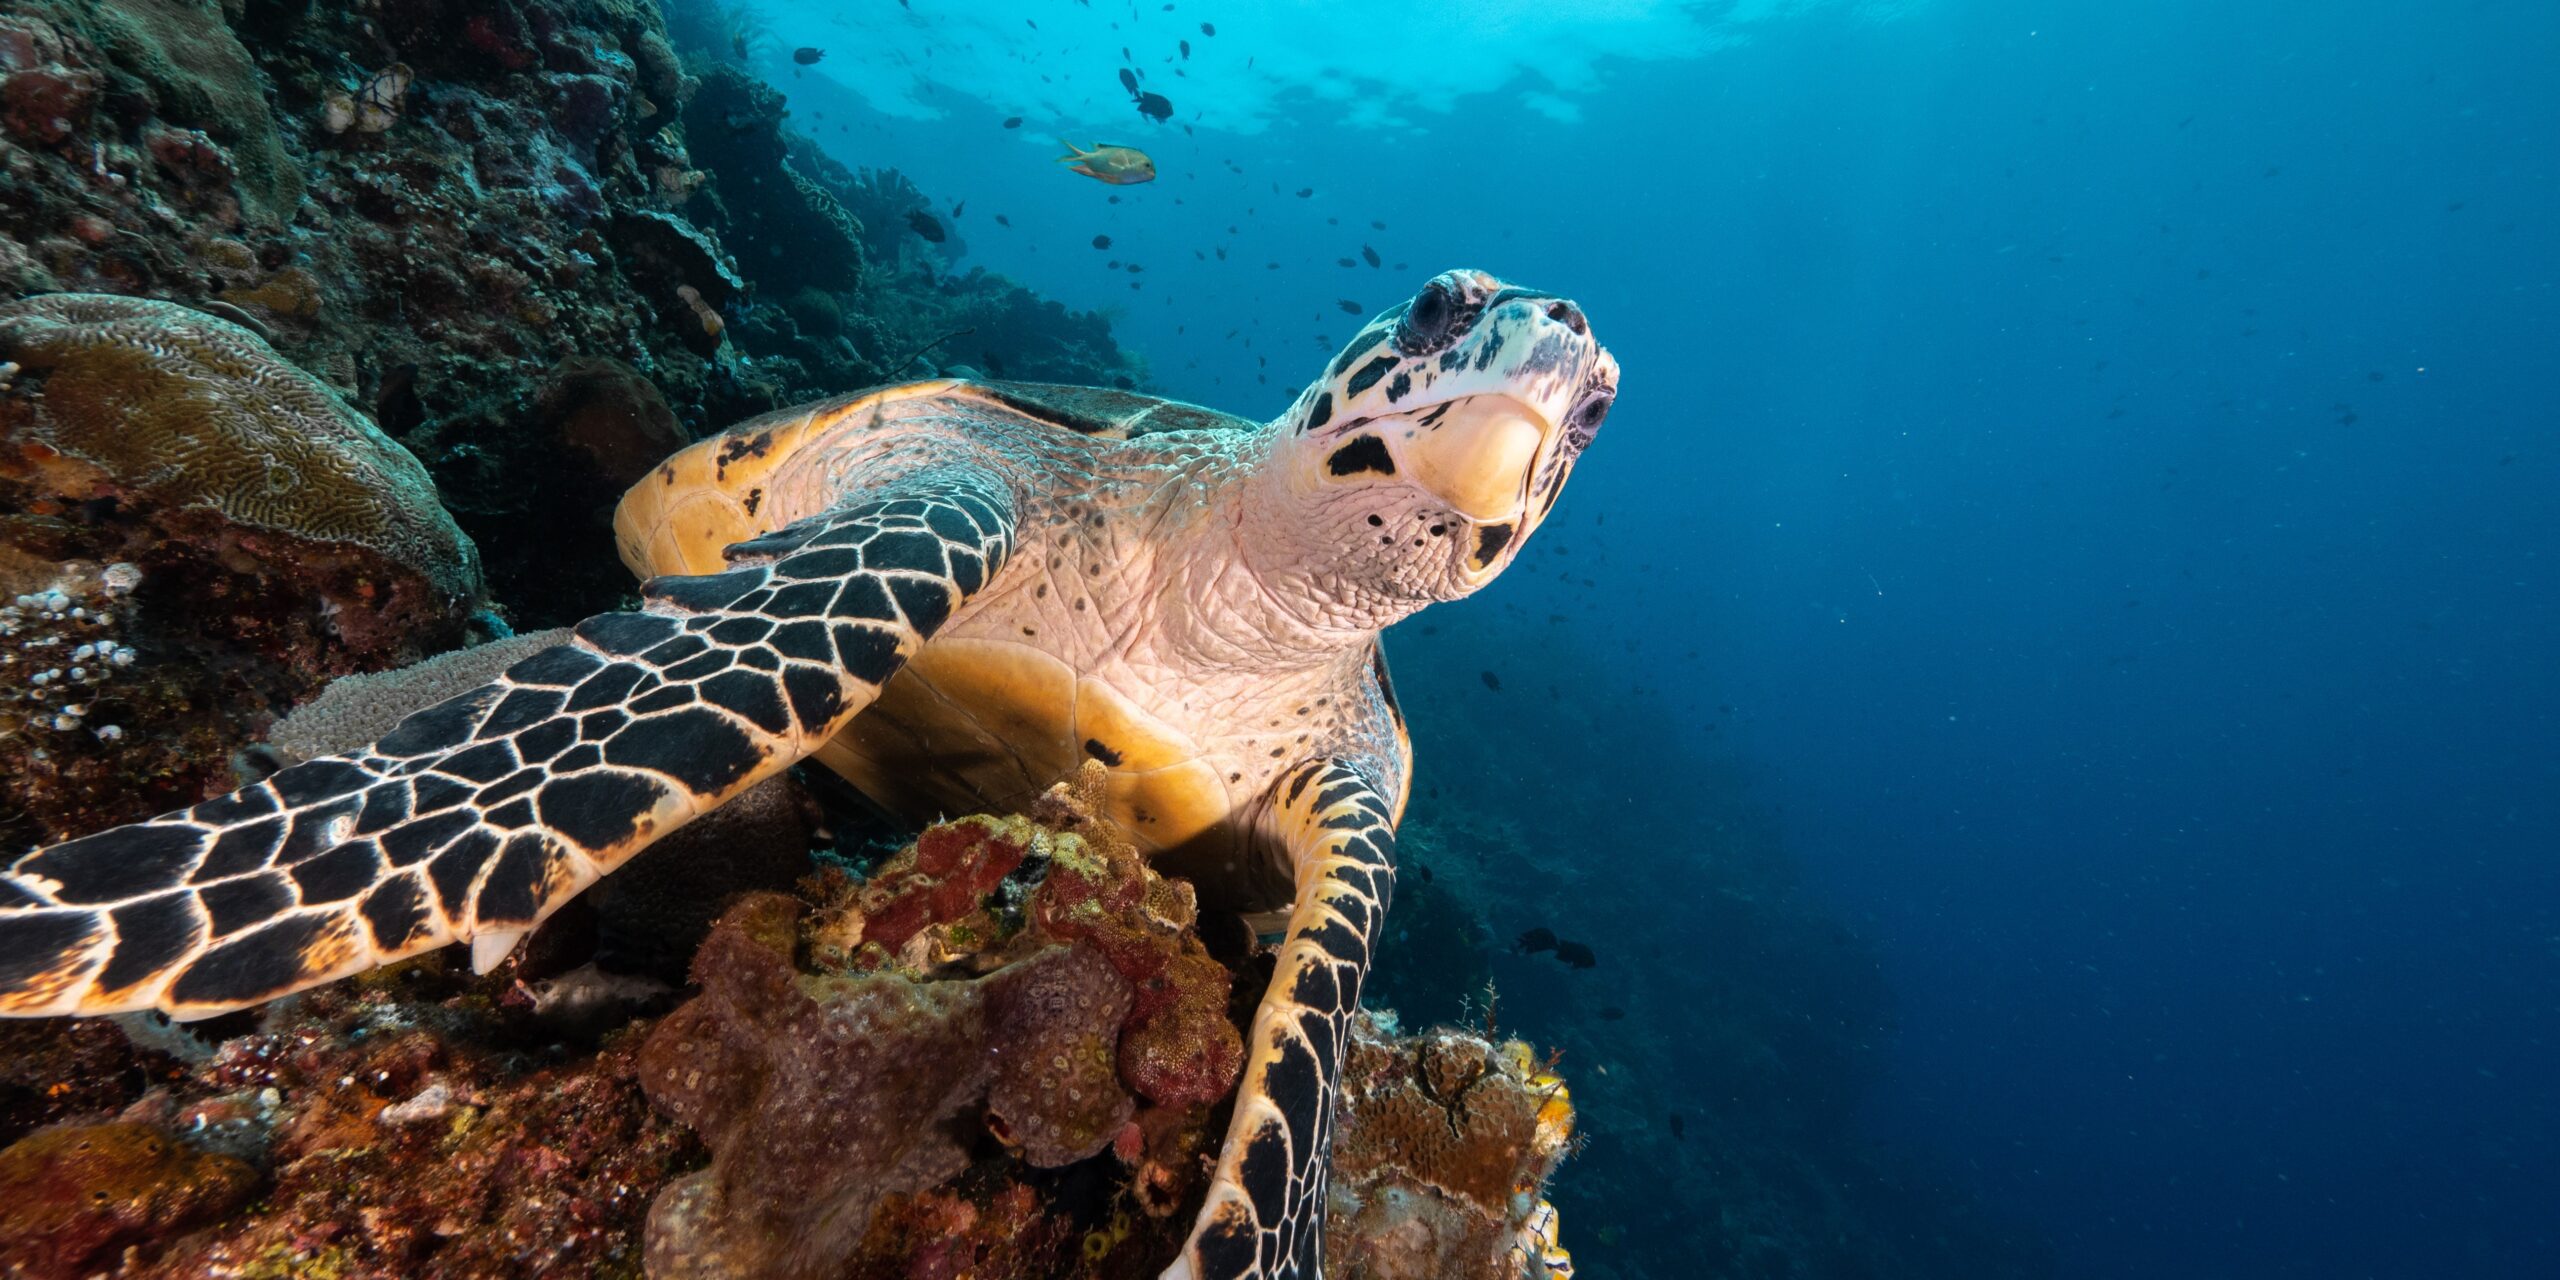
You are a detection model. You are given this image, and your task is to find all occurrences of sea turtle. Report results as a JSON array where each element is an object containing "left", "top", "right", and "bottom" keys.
[{"left": 0, "top": 269, "right": 1617, "bottom": 1278}]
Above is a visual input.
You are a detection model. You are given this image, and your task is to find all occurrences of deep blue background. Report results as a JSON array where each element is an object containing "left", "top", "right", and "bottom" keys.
[{"left": 780, "top": 1, "right": 2560, "bottom": 1275}]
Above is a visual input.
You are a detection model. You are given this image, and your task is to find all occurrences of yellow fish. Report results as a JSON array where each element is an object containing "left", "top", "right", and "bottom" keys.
[{"left": 1056, "top": 139, "right": 1156, "bottom": 185}]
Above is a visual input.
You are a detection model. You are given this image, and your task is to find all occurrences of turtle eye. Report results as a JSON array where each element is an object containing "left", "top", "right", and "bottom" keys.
[
  {"left": 1396, "top": 281, "right": 1457, "bottom": 353},
  {"left": 1564, "top": 387, "right": 1613, "bottom": 449}
]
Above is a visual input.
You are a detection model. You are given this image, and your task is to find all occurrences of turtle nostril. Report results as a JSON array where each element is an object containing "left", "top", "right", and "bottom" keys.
[{"left": 1545, "top": 300, "right": 1587, "bottom": 335}]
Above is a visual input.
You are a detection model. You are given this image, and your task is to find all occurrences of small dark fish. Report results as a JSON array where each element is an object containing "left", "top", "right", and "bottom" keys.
[
  {"left": 1336, "top": 257, "right": 1356, "bottom": 268},
  {"left": 1362, "top": 244, "right": 1381, "bottom": 267},
  {"left": 1134, "top": 91, "right": 1173, "bottom": 123},
  {"left": 950, "top": 200, "right": 964, "bottom": 218},
  {"left": 793, "top": 47, "right": 824, "bottom": 65},
  {"left": 1417, "top": 864, "right": 1433, "bottom": 883},
  {"left": 1372, "top": 219, "right": 1386, "bottom": 230},
  {"left": 1119, "top": 67, "right": 1141, "bottom": 96},
  {"left": 1554, "top": 940, "right": 1598, "bottom": 969},
  {"left": 982, "top": 351, "right": 1007, "bottom": 378},
  {"left": 1336, "top": 298, "right": 1362, "bottom": 314},
  {"left": 1599, "top": 1006, "right": 1626, "bottom": 1021},
  {"left": 1480, "top": 670, "right": 1502, "bottom": 691},
  {"left": 731, "top": 33, "right": 748, "bottom": 59},
  {"left": 906, "top": 210, "right": 945, "bottom": 242},
  {"left": 1295, "top": 187, "right": 1314, "bottom": 198},
  {"left": 994, "top": 214, "right": 1011, "bottom": 226},
  {"left": 1092, "top": 234, "right": 1113, "bottom": 249},
  {"left": 1669, "top": 1112, "right": 1687, "bottom": 1140},
  {"left": 1516, "top": 927, "right": 1558, "bottom": 954},
  {"left": 1180, "top": 39, "right": 1191, "bottom": 59},
  {"left": 1003, "top": 116, "right": 1023, "bottom": 129},
  {"left": 1201, "top": 21, "right": 1216, "bottom": 35}
]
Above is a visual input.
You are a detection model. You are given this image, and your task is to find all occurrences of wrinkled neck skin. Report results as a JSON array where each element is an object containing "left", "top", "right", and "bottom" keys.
[{"left": 1162, "top": 419, "right": 1456, "bottom": 673}]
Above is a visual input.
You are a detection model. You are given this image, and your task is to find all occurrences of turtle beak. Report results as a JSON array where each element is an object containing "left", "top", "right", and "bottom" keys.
[{"left": 1392, "top": 395, "right": 1548, "bottom": 526}]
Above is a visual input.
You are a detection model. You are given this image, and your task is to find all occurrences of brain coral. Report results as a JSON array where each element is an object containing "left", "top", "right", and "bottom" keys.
[{"left": 0, "top": 294, "right": 480, "bottom": 607}]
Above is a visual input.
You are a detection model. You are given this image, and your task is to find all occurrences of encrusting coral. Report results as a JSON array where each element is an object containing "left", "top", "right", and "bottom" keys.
[
  {"left": 638, "top": 896, "right": 1124, "bottom": 1280},
  {"left": 1323, "top": 1013, "right": 1579, "bottom": 1280},
  {"left": 0, "top": 1120, "right": 256, "bottom": 1279},
  {"left": 635, "top": 765, "right": 1237, "bottom": 1279}
]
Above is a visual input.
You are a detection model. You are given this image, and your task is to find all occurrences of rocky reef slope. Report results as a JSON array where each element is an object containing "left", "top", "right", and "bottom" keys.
[
  {"left": 0, "top": 0, "right": 1140, "bottom": 633},
  {"left": 0, "top": 4, "right": 1573, "bottom": 1278}
]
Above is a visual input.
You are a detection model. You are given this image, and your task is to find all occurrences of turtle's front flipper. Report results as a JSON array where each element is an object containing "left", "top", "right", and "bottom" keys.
[
  {"left": 0, "top": 478, "right": 1015, "bottom": 1019},
  {"left": 1169, "top": 761, "right": 1396, "bottom": 1280}
]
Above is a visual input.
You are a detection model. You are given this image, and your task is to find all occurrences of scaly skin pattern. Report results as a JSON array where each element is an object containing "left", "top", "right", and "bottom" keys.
[
  {"left": 1169, "top": 758, "right": 1399, "bottom": 1280},
  {"left": 0, "top": 482, "right": 1016, "bottom": 1018},
  {"left": 0, "top": 269, "right": 1618, "bottom": 1280}
]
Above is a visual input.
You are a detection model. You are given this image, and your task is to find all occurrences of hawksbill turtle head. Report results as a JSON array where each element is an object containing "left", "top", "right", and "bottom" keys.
[{"left": 1267, "top": 269, "right": 1617, "bottom": 610}]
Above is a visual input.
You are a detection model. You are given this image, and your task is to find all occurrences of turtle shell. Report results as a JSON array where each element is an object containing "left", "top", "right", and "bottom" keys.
[
  {"left": 613, "top": 379, "right": 1250, "bottom": 581},
  {"left": 962, "top": 380, "right": 1254, "bottom": 440}
]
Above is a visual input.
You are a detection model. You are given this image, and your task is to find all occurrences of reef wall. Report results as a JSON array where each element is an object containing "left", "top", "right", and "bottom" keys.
[{"left": 0, "top": 0, "right": 1142, "bottom": 637}]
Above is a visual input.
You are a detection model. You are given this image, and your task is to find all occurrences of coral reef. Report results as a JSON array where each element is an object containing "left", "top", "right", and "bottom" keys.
[
  {"left": 679, "top": 65, "right": 862, "bottom": 295},
  {"left": 122, "top": 981, "right": 697, "bottom": 1280},
  {"left": 637, "top": 893, "right": 1103, "bottom": 1280},
  {"left": 1, "top": 0, "right": 1142, "bottom": 628},
  {"left": 0, "top": 1120, "right": 256, "bottom": 1279},
  {"left": 1323, "top": 1016, "right": 1577, "bottom": 1280},
  {"left": 0, "top": 770, "right": 1577, "bottom": 1279},
  {"left": 628, "top": 766, "right": 1569, "bottom": 1279},
  {"left": 0, "top": 294, "right": 480, "bottom": 607},
  {"left": 0, "top": 295, "right": 484, "bottom": 845},
  {"left": 634, "top": 767, "right": 1232, "bottom": 1278},
  {"left": 0, "top": 6, "right": 1631, "bottom": 1278}
]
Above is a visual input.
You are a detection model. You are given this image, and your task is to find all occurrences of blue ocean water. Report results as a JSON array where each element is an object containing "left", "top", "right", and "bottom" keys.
[{"left": 759, "top": 2, "right": 2557, "bottom": 1276}]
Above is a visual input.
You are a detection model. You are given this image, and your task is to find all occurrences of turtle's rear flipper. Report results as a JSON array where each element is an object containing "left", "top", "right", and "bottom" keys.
[
  {"left": 0, "top": 479, "right": 1015, "bottom": 1019},
  {"left": 1169, "top": 760, "right": 1397, "bottom": 1280}
]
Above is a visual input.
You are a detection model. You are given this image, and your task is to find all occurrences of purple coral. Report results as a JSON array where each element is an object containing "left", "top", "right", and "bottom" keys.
[
  {"left": 639, "top": 893, "right": 996, "bottom": 1280},
  {"left": 638, "top": 892, "right": 1151, "bottom": 1276},
  {"left": 985, "top": 943, "right": 1134, "bottom": 1168}
]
